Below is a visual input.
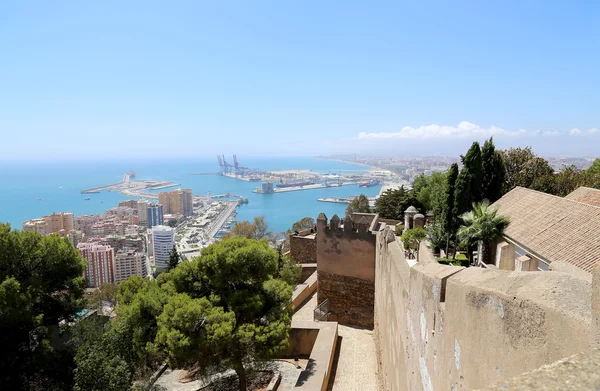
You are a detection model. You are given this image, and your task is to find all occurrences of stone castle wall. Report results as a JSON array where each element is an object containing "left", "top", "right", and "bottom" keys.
[
  {"left": 375, "top": 226, "right": 593, "bottom": 391},
  {"left": 289, "top": 232, "right": 317, "bottom": 264},
  {"left": 316, "top": 214, "right": 376, "bottom": 328}
]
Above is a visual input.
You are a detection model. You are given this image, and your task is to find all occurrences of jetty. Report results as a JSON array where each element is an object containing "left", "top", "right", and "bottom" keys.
[{"left": 81, "top": 171, "right": 178, "bottom": 198}]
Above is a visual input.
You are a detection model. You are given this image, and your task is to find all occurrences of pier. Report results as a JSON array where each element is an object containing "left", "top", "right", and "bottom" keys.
[{"left": 81, "top": 171, "right": 178, "bottom": 198}]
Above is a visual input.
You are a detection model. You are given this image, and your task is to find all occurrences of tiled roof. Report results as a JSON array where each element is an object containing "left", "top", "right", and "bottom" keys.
[
  {"left": 492, "top": 187, "right": 600, "bottom": 273},
  {"left": 564, "top": 187, "right": 600, "bottom": 207}
]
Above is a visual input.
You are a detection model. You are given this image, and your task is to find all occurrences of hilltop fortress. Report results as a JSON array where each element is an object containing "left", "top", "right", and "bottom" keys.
[{"left": 289, "top": 211, "right": 599, "bottom": 390}]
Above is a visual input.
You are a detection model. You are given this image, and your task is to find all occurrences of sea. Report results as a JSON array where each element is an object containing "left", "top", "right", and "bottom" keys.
[{"left": 0, "top": 157, "right": 381, "bottom": 234}]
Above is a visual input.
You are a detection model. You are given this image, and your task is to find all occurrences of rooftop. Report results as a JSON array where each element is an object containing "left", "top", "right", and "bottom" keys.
[
  {"left": 492, "top": 187, "right": 600, "bottom": 273},
  {"left": 565, "top": 186, "right": 600, "bottom": 207}
]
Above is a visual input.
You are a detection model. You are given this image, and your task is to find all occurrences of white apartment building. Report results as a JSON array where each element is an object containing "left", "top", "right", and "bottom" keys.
[
  {"left": 114, "top": 248, "right": 147, "bottom": 283},
  {"left": 152, "top": 225, "right": 174, "bottom": 269}
]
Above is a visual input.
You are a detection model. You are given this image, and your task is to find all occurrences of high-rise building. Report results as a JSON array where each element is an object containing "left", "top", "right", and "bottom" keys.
[
  {"left": 152, "top": 225, "right": 174, "bottom": 269},
  {"left": 45, "top": 212, "right": 74, "bottom": 233},
  {"left": 137, "top": 200, "right": 149, "bottom": 225},
  {"left": 147, "top": 203, "right": 164, "bottom": 228},
  {"left": 182, "top": 188, "right": 193, "bottom": 217},
  {"left": 114, "top": 248, "right": 147, "bottom": 283},
  {"left": 77, "top": 243, "right": 115, "bottom": 287},
  {"left": 158, "top": 189, "right": 193, "bottom": 217}
]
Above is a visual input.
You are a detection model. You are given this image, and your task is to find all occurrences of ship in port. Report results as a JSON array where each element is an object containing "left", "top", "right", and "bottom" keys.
[
  {"left": 276, "top": 180, "right": 315, "bottom": 188},
  {"left": 359, "top": 179, "right": 381, "bottom": 188}
]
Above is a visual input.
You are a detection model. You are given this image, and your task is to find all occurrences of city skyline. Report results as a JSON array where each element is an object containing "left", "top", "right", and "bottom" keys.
[{"left": 1, "top": 1, "right": 599, "bottom": 160}]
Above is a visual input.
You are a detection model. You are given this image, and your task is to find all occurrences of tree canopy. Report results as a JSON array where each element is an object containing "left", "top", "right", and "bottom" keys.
[
  {"left": 156, "top": 237, "right": 293, "bottom": 390},
  {"left": 167, "top": 244, "right": 180, "bottom": 271},
  {"left": 375, "top": 186, "right": 424, "bottom": 220},
  {"left": 481, "top": 137, "right": 505, "bottom": 203},
  {"left": 290, "top": 217, "right": 315, "bottom": 232},
  {"left": 412, "top": 172, "right": 447, "bottom": 216},
  {"left": 457, "top": 201, "right": 510, "bottom": 265},
  {"left": 401, "top": 228, "right": 427, "bottom": 261},
  {"left": 345, "top": 194, "right": 371, "bottom": 216},
  {"left": 0, "top": 224, "right": 86, "bottom": 390}
]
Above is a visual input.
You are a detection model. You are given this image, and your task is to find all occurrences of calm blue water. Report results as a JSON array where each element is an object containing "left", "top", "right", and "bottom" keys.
[{"left": 0, "top": 157, "right": 380, "bottom": 233}]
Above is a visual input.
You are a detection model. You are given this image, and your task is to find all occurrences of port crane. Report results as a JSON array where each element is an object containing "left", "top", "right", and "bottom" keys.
[
  {"left": 217, "top": 154, "right": 253, "bottom": 174},
  {"left": 217, "top": 155, "right": 235, "bottom": 173},
  {"left": 233, "top": 155, "right": 249, "bottom": 171}
]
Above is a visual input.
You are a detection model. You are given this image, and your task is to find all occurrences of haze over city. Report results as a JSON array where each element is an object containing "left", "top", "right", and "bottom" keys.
[{"left": 1, "top": 1, "right": 599, "bottom": 160}]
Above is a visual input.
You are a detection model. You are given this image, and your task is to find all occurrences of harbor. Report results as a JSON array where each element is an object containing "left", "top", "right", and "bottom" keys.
[
  {"left": 81, "top": 170, "right": 179, "bottom": 199},
  {"left": 175, "top": 200, "right": 239, "bottom": 261}
]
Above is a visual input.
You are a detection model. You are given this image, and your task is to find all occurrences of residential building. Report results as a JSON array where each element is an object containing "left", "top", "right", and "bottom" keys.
[
  {"left": 114, "top": 248, "right": 147, "bottom": 283},
  {"left": 77, "top": 243, "right": 115, "bottom": 287},
  {"left": 147, "top": 203, "right": 164, "bottom": 228},
  {"left": 158, "top": 189, "right": 193, "bottom": 217},
  {"left": 137, "top": 200, "right": 149, "bottom": 225},
  {"left": 22, "top": 218, "right": 48, "bottom": 235},
  {"left": 152, "top": 225, "right": 174, "bottom": 269},
  {"left": 45, "top": 212, "right": 74, "bottom": 233},
  {"left": 22, "top": 212, "right": 74, "bottom": 235},
  {"left": 118, "top": 199, "right": 139, "bottom": 209},
  {"left": 491, "top": 186, "right": 600, "bottom": 273}
]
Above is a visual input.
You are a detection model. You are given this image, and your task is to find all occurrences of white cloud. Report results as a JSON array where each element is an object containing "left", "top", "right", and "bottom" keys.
[
  {"left": 357, "top": 122, "right": 598, "bottom": 140},
  {"left": 358, "top": 121, "right": 526, "bottom": 139}
]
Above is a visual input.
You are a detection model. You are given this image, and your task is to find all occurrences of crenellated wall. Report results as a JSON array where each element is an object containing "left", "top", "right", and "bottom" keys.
[
  {"left": 316, "top": 213, "right": 377, "bottom": 328},
  {"left": 375, "top": 226, "right": 593, "bottom": 391}
]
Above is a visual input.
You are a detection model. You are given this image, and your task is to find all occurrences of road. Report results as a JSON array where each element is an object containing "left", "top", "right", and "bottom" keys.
[{"left": 206, "top": 201, "right": 238, "bottom": 239}]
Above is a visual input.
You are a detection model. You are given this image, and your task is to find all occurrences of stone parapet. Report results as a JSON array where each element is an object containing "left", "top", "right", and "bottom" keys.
[{"left": 375, "top": 226, "right": 594, "bottom": 391}]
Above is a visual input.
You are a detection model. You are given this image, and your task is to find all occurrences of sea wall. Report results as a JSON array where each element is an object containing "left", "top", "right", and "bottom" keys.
[{"left": 375, "top": 227, "right": 593, "bottom": 391}]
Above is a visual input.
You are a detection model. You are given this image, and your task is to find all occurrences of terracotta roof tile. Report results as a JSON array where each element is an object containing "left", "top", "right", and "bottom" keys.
[
  {"left": 564, "top": 187, "right": 600, "bottom": 207},
  {"left": 492, "top": 187, "right": 600, "bottom": 273}
]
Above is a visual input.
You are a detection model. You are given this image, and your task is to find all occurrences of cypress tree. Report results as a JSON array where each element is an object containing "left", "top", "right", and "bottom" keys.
[
  {"left": 481, "top": 137, "right": 506, "bottom": 202},
  {"left": 463, "top": 141, "right": 483, "bottom": 202},
  {"left": 442, "top": 163, "right": 459, "bottom": 257}
]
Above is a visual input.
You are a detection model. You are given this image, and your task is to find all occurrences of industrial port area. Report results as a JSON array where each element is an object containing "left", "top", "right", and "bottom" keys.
[{"left": 214, "top": 154, "right": 403, "bottom": 195}]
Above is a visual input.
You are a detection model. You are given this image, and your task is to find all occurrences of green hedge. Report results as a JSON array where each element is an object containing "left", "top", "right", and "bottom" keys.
[{"left": 436, "top": 255, "right": 469, "bottom": 267}]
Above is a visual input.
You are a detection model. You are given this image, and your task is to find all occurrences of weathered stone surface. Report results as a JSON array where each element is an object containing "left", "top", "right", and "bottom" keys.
[
  {"left": 375, "top": 231, "right": 593, "bottom": 391},
  {"left": 318, "top": 270, "right": 374, "bottom": 328},
  {"left": 290, "top": 234, "right": 317, "bottom": 264}
]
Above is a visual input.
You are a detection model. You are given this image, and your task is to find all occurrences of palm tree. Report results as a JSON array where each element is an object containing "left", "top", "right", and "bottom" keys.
[{"left": 457, "top": 201, "right": 510, "bottom": 266}]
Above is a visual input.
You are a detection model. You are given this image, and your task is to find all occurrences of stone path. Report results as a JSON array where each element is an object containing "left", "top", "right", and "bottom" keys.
[
  {"left": 329, "top": 324, "right": 378, "bottom": 391},
  {"left": 293, "top": 290, "right": 318, "bottom": 322},
  {"left": 292, "top": 292, "right": 379, "bottom": 391}
]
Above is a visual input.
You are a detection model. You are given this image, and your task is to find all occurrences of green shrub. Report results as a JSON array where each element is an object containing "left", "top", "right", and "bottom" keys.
[
  {"left": 436, "top": 257, "right": 469, "bottom": 267},
  {"left": 395, "top": 224, "right": 404, "bottom": 236},
  {"left": 455, "top": 253, "right": 468, "bottom": 261}
]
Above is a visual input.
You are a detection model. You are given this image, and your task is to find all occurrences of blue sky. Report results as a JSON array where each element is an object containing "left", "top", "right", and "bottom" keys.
[{"left": 0, "top": 0, "right": 598, "bottom": 160}]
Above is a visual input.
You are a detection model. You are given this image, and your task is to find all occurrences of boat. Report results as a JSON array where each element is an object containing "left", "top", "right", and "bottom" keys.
[
  {"left": 35, "top": 197, "right": 42, "bottom": 201},
  {"left": 359, "top": 179, "right": 381, "bottom": 188},
  {"left": 84, "top": 197, "right": 91, "bottom": 201}
]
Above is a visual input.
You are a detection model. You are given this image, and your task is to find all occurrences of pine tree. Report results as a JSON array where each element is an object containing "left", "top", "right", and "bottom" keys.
[{"left": 481, "top": 138, "right": 506, "bottom": 202}]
